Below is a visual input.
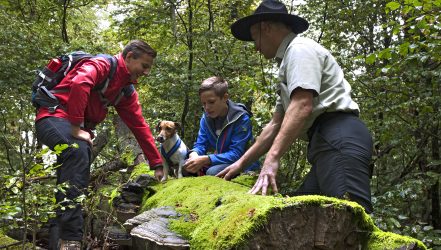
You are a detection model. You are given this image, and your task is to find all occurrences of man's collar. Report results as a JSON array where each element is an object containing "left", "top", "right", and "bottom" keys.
[{"left": 275, "top": 32, "right": 297, "bottom": 64}]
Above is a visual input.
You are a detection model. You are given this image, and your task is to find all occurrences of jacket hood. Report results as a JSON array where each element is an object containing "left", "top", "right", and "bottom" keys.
[
  {"left": 204, "top": 100, "right": 252, "bottom": 132},
  {"left": 226, "top": 100, "right": 252, "bottom": 120}
]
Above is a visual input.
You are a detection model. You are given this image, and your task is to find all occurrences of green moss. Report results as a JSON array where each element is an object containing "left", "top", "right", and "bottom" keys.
[
  {"left": 0, "top": 234, "right": 32, "bottom": 249},
  {"left": 129, "top": 163, "right": 154, "bottom": 180},
  {"left": 0, "top": 234, "right": 18, "bottom": 247},
  {"left": 108, "top": 186, "right": 121, "bottom": 205},
  {"left": 97, "top": 184, "right": 118, "bottom": 196},
  {"left": 367, "top": 230, "right": 427, "bottom": 250},
  {"left": 140, "top": 176, "right": 425, "bottom": 250},
  {"left": 143, "top": 176, "right": 281, "bottom": 249},
  {"left": 230, "top": 174, "right": 258, "bottom": 188},
  {"left": 141, "top": 177, "right": 364, "bottom": 249},
  {"left": 92, "top": 184, "right": 118, "bottom": 209},
  {"left": 105, "top": 170, "right": 123, "bottom": 184}
]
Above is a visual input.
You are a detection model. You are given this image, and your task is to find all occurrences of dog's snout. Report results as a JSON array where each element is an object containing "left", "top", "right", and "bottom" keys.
[{"left": 156, "top": 135, "right": 165, "bottom": 143}]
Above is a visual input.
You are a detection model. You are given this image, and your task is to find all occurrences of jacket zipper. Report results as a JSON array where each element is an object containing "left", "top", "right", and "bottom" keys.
[{"left": 204, "top": 113, "right": 244, "bottom": 154}]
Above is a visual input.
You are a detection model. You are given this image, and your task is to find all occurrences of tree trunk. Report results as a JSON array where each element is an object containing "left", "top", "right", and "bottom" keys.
[
  {"left": 431, "top": 124, "right": 440, "bottom": 229},
  {"left": 180, "top": 0, "right": 194, "bottom": 139},
  {"left": 114, "top": 116, "right": 146, "bottom": 166}
]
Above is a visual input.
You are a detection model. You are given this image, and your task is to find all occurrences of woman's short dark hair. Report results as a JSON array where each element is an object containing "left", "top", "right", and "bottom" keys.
[
  {"left": 199, "top": 76, "right": 228, "bottom": 97},
  {"left": 122, "top": 40, "right": 157, "bottom": 59}
]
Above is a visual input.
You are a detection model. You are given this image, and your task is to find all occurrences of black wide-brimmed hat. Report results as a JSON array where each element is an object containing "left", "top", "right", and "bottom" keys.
[{"left": 231, "top": 0, "right": 309, "bottom": 41}]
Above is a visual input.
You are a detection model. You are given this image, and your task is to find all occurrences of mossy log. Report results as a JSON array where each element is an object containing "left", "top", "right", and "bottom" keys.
[
  {"left": 123, "top": 175, "right": 426, "bottom": 250},
  {"left": 0, "top": 233, "right": 33, "bottom": 249}
]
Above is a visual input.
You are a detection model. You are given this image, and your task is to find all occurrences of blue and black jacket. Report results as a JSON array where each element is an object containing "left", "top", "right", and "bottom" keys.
[{"left": 191, "top": 100, "right": 260, "bottom": 172}]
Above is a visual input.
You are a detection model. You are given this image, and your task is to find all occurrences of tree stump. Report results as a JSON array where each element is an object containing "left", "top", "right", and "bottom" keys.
[{"left": 121, "top": 175, "right": 426, "bottom": 250}]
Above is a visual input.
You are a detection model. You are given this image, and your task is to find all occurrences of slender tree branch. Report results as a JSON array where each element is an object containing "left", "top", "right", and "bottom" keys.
[{"left": 317, "top": 2, "right": 328, "bottom": 43}]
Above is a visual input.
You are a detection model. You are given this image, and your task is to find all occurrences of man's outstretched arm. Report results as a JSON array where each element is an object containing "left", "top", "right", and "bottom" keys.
[
  {"left": 249, "top": 89, "right": 313, "bottom": 195},
  {"left": 216, "top": 111, "right": 283, "bottom": 180}
]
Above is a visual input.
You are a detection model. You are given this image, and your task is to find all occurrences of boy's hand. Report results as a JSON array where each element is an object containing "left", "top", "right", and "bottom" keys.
[
  {"left": 188, "top": 151, "right": 199, "bottom": 159},
  {"left": 184, "top": 155, "right": 210, "bottom": 173}
]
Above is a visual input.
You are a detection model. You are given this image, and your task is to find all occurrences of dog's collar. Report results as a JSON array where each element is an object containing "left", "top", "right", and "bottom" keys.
[{"left": 161, "top": 138, "right": 182, "bottom": 161}]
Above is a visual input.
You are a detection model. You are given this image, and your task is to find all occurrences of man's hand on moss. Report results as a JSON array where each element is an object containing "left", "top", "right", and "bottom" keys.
[
  {"left": 216, "top": 161, "right": 243, "bottom": 180},
  {"left": 249, "top": 157, "right": 279, "bottom": 195},
  {"left": 154, "top": 166, "right": 164, "bottom": 181}
]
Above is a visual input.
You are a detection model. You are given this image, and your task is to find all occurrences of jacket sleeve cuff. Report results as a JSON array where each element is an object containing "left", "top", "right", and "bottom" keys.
[
  {"left": 150, "top": 164, "right": 163, "bottom": 170},
  {"left": 186, "top": 149, "right": 196, "bottom": 158},
  {"left": 67, "top": 115, "right": 84, "bottom": 126},
  {"left": 208, "top": 155, "right": 215, "bottom": 166}
]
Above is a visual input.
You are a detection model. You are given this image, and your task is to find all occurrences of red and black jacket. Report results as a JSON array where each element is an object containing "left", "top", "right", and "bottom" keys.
[{"left": 36, "top": 53, "right": 162, "bottom": 168}]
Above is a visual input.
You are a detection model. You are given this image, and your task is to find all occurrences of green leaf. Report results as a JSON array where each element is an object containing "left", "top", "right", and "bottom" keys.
[
  {"left": 423, "top": 225, "right": 434, "bottom": 231},
  {"left": 54, "top": 144, "right": 69, "bottom": 155},
  {"left": 403, "top": 5, "right": 412, "bottom": 14},
  {"left": 29, "top": 164, "right": 43, "bottom": 175},
  {"left": 386, "top": 2, "right": 401, "bottom": 12},
  {"left": 379, "top": 48, "right": 392, "bottom": 60},
  {"left": 411, "top": 0, "right": 423, "bottom": 7},
  {"left": 11, "top": 187, "right": 19, "bottom": 194},
  {"left": 399, "top": 42, "right": 410, "bottom": 56},
  {"left": 366, "top": 54, "right": 377, "bottom": 64},
  {"left": 7, "top": 177, "right": 18, "bottom": 188},
  {"left": 426, "top": 171, "right": 441, "bottom": 179},
  {"left": 398, "top": 215, "right": 408, "bottom": 220},
  {"left": 389, "top": 217, "right": 401, "bottom": 228},
  {"left": 428, "top": 160, "right": 441, "bottom": 167}
]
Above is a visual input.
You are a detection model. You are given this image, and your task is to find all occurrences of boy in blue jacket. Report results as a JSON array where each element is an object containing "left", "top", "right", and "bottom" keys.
[{"left": 184, "top": 76, "right": 260, "bottom": 176}]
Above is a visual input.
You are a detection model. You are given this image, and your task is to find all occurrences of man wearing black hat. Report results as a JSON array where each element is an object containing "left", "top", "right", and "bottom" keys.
[{"left": 217, "top": 0, "right": 373, "bottom": 213}]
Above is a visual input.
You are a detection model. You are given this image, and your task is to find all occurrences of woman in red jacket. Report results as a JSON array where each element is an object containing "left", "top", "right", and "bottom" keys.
[{"left": 35, "top": 40, "right": 163, "bottom": 249}]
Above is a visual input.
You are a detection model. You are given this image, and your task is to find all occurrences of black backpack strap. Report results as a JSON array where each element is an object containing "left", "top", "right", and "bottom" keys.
[
  {"left": 93, "top": 55, "right": 117, "bottom": 93},
  {"left": 92, "top": 55, "right": 117, "bottom": 107},
  {"left": 112, "top": 84, "right": 135, "bottom": 106},
  {"left": 91, "top": 55, "right": 135, "bottom": 107}
]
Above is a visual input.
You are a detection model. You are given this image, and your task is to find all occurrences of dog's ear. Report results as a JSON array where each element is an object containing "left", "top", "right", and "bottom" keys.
[
  {"left": 155, "top": 121, "right": 161, "bottom": 133},
  {"left": 174, "top": 122, "right": 181, "bottom": 131}
]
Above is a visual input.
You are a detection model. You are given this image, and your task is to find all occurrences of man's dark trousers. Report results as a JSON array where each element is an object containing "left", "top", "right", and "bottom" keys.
[
  {"left": 36, "top": 117, "right": 91, "bottom": 249},
  {"left": 296, "top": 112, "right": 373, "bottom": 213}
]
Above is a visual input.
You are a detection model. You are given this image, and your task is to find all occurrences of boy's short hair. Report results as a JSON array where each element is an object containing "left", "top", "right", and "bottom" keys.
[
  {"left": 199, "top": 76, "right": 228, "bottom": 97},
  {"left": 123, "top": 39, "right": 157, "bottom": 59}
]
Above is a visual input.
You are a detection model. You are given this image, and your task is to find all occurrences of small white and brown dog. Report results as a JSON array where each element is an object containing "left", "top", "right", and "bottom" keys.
[{"left": 155, "top": 120, "right": 188, "bottom": 181}]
